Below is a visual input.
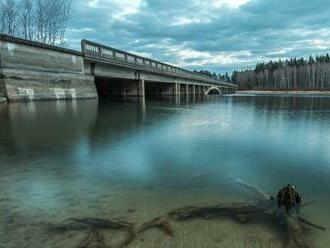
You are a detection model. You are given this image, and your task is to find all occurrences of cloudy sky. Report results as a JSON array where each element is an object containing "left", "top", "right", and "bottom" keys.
[{"left": 67, "top": 0, "right": 330, "bottom": 73}]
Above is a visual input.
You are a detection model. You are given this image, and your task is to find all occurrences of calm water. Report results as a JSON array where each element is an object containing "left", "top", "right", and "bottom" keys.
[{"left": 0, "top": 94, "right": 330, "bottom": 247}]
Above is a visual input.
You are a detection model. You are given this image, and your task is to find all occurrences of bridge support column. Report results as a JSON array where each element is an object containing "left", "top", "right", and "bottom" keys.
[
  {"left": 192, "top": 85, "right": 196, "bottom": 95},
  {"left": 138, "top": 80, "right": 145, "bottom": 97},
  {"left": 174, "top": 83, "right": 180, "bottom": 95},
  {"left": 185, "top": 84, "right": 189, "bottom": 95}
]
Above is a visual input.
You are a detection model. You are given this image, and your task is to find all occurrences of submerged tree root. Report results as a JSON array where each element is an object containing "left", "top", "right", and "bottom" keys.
[
  {"left": 161, "top": 198, "right": 324, "bottom": 248},
  {"left": 138, "top": 216, "right": 173, "bottom": 236},
  {"left": 49, "top": 181, "right": 326, "bottom": 248},
  {"left": 50, "top": 218, "right": 135, "bottom": 248},
  {"left": 50, "top": 203, "right": 325, "bottom": 248}
]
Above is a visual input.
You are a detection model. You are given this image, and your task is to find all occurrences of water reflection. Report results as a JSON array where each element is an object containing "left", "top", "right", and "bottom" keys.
[{"left": 0, "top": 100, "right": 98, "bottom": 163}]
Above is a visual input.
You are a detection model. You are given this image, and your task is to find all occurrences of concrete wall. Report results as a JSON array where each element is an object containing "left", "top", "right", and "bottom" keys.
[{"left": 0, "top": 36, "right": 97, "bottom": 101}]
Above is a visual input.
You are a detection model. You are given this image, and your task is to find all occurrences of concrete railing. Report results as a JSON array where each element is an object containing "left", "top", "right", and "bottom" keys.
[{"left": 81, "top": 40, "right": 237, "bottom": 88}]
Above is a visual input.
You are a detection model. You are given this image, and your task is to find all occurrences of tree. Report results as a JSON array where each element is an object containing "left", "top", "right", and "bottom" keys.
[
  {"left": 225, "top": 72, "right": 230, "bottom": 82},
  {"left": 20, "top": 0, "right": 34, "bottom": 40},
  {"left": 233, "top": 53, "right": 330, "bottom": 90},
  {"left": 231, "top": 71, "right": 238, "bottom": 83},
  {"left": 0, "top": 0, "right": 19, "bottom": 36},
  {"left": 326, "top": 53, "right": 330, "bottom": 63},
  {"left": 308, "top": 55, "right": 315, "bottom": 64},
  {"left": 0, "top": 0, "right": 73, "bottom": 46}
]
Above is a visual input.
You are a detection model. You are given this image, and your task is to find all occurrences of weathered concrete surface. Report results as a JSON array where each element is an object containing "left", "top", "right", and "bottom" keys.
[
  {"left": 0, "top": 37, "right": 97, "bottom": 101},
  {"left": 0, "top": 76, "right": 6, "bottom": 99}
]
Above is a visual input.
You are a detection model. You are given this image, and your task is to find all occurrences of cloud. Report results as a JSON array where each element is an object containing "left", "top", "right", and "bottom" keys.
[{"left": 67, "top": 0, "right": 330, "bottom": 73}]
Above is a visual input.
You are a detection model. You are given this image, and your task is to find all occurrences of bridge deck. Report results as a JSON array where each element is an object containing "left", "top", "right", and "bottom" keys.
[{"left": 81, "top": 40, "right": 237, "bottom": 88}]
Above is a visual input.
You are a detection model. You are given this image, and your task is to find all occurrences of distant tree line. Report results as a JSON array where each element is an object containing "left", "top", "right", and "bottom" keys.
[
  {"left": 193, "top": 69, "right": 231, "bottom": 82},
  {"left": 232, "top": 54, "right": 330, "bottom": 90},
  {"left": 0, "top": 0, "right": 73, "bottom": 46}
]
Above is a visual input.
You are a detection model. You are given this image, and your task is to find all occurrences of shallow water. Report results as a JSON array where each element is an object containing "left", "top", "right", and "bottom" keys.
[{"left": 0, "top": 94, "right": 330, "bottom": 247}]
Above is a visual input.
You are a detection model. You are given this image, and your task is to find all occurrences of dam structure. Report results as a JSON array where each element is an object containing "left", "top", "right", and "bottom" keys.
[{"left": 0, "top": 34, "right": 237, "bottom": 102}]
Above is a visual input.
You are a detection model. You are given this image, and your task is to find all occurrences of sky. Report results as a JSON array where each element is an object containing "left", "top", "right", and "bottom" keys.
[{"left": 67, "top": 0, "right": 330, "bottom": 73}]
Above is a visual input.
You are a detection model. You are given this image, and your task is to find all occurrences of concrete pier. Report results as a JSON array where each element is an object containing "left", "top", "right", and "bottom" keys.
[{"left": 138, "top": 80, "right": 145, "bottom": 97}]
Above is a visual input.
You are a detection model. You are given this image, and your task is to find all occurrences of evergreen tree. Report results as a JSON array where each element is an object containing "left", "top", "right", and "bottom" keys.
[{"left": 308, "top": 55, "right": 315, "bottom": 64}]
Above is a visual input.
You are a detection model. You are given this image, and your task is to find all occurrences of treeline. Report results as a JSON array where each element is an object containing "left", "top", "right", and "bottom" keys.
[
  {"left": 0, "top": 0, "right": 72, "bottom": 46},
  {"left": 232, "top": 54, "right": 330, "bottom": 90},
  {"left": 193, "top": 69, "right": 231, "bottom": 82}
]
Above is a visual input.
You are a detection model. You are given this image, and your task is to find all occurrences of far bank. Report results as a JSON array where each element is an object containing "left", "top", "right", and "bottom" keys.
[{"left": 237, "top": 90, "right": 330, "bottom": 95}]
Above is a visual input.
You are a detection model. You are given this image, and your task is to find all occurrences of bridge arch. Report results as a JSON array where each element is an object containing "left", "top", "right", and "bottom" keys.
[{"left": 205, "top": 86, "right": 222, "bottom": 95}]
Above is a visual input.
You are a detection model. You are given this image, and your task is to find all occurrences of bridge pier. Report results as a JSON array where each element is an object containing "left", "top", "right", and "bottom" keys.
[
  {"left": 174, "top": 83, "right": 180, "bottom": 95},
  {"left": 192, "top": 85, "right": 196, "bottom": 95},
  {"left": 138, "top": 80, "right": 145, "bottom": 97},
  {"left": 185, "top": 85, "right": 189, "bottom": 95}
]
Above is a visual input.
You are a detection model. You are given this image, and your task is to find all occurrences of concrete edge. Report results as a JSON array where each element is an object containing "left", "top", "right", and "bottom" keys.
[{"left": 0, "top": 33, "right": 82, "bottom": 56}]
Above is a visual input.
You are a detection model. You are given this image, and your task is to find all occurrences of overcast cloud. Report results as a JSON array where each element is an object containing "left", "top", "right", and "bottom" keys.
[{"left": 67, "top": 0, "right": 330, "bottom": 73}]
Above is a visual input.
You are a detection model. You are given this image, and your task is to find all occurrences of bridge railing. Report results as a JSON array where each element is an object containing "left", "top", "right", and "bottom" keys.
[{"left": 81, "top": 40, "right": 237, "bottom": 87}]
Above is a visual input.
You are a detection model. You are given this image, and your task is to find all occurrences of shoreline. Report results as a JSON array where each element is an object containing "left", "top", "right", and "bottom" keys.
[{"left": 237, "top": 90, "right": 330, "bottom": 95}]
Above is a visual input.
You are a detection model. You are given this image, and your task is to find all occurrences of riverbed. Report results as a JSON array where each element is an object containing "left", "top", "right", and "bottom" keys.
[{"left": 0, "top": 95, "right": 329, "bottom": 247}]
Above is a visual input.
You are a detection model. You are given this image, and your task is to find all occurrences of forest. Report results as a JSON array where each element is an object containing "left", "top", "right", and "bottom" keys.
[
  {"left": 232, "top": 54, "right": 330, "bottom": 90},
  {"left": 193, "top": 69, "right": 231, "bottom": 82}
]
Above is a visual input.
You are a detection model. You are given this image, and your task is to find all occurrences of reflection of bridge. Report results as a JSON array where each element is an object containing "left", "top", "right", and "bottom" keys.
[
  {"left": 0, "top": 35, "right": 237, "bottom": 101},
  {"left": 81, "top": 40, "right": 237, "bottom": 97}
]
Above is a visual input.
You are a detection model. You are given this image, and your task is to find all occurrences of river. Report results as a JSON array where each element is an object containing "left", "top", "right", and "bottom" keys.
[{"left": 0, "top": 94, "right": 329, "bottom": 247}]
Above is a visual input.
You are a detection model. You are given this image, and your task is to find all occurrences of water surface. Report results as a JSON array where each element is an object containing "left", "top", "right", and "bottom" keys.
[{"left": 0, "top": 95, "right": 329, "bottom": 247}]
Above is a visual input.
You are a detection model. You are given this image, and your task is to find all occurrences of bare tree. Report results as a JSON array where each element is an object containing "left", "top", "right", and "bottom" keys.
[
  {"left": 34, "top": 0, "right": 72, "bottom": 45},
  {"left": 20, "top": 0, "right": 34, "bottom": 40},
  {"left": 0, "top": 0, "right": 73, "bottom": 46},
  {"left": 0, "top": 0, "right": 19, "bottom": 36}
]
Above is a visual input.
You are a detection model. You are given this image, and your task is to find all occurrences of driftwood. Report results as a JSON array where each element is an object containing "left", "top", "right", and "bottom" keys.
[
  {"left": 139, "top": 177, "right": 325, "bottom": 248},
  {"left": 50, "top": 178, "right": 326, "bottom": 247},
  {"left": 50, "top": 218, "right": 135, "bottom": 248},
  {"left": 166, "top": 200, "right": 325, "bottom": 248},
  {"left": 138, "top": 216, "right": 173, "bottom": 236}
]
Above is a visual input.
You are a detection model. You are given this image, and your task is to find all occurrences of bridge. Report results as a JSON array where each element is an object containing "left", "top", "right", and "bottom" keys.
[
  {"left": 81, "top": 40, "right": 237, "bottom": 97},
  {"left": 0, "top": 34, "right": 237, "bottom": 101}
]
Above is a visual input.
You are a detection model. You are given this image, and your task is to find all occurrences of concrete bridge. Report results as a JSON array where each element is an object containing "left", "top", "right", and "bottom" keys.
[
  {"left": 81, "top": 40, "right": 237, "bottom": 98},
  {"left": 0, "top": 34, "right": 237, "bottom": 101}
]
